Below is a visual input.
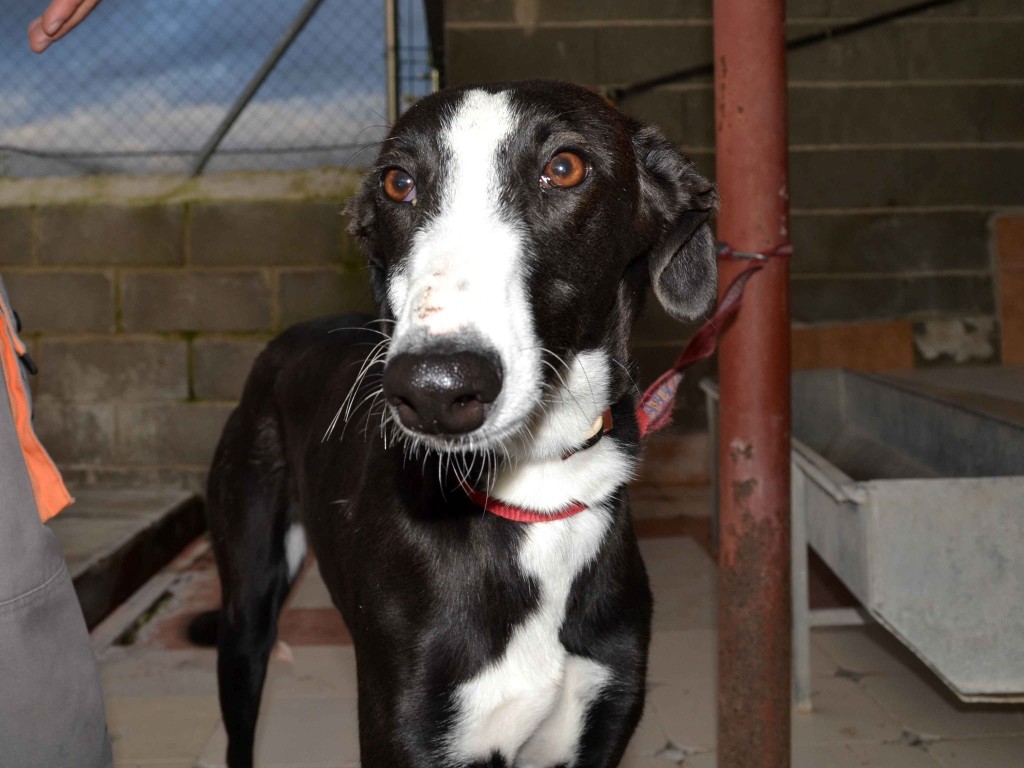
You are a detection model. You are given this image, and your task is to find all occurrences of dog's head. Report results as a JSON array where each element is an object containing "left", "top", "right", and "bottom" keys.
[{"left": 347, "top": 80, "right": 716, "bottom": 458}]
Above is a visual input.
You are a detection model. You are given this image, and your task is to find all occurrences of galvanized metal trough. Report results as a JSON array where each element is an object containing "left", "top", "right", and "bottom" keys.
[{"left": 703, "top": 369, "right": 1024, "bottom": 703}]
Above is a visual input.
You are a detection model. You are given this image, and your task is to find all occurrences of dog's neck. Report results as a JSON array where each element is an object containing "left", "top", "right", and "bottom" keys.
[
  {"left": 482, "top": 407, "right": 637, "bottom": 516},
  {"left": 474, "top": 351, "right": 638, "bottom": 516}
]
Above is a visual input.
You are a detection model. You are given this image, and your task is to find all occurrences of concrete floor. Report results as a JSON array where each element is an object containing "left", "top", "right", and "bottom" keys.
[{"left": 92, "top": 481, "right": 1024, "bottom": 768}]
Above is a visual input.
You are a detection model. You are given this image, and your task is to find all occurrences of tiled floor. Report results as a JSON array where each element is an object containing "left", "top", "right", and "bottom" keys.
[{"left": 96, "top": 483, "right": 1024, "bottom": 767}]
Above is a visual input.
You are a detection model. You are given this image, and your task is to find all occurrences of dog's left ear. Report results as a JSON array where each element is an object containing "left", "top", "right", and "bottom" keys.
[{"left": 632, "top": 123, "right": 718, "bottom": 322}]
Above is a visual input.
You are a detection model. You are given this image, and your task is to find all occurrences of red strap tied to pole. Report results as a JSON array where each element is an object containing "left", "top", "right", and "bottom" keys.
[{"left": 635, "top": 242, "right": 791, "bottom": 438}]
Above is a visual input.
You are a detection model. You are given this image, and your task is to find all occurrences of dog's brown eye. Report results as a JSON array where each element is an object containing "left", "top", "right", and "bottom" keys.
[
  {"left": 541, "top": 151, "right": 588, "bottom": 189},
  {"left": 383, "top": 168, "right": 416, "bottom": 203}
]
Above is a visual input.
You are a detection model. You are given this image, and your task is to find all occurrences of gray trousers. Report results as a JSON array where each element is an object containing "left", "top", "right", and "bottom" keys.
[{"left": 0, "top": 278, "right": 112, "bottom": 767}]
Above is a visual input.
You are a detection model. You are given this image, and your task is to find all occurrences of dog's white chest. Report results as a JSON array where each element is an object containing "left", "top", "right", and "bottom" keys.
[{"left": 447, "top": 510, "right": 612, "bottom": 766}]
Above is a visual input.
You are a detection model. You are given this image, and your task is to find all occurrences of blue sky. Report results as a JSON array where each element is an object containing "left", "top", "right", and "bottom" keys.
[{"left": 0, "top": 0, "right": 423, "bottom": 174}]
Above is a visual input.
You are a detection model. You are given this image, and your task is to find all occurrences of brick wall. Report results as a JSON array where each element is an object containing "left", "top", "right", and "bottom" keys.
[
  {"left": 996, "top": 215, "right": 1024, "bottom": 365},
  {"left": 1, "top": 170, "right": 370, "bottom": 490},
  {"left": 444, "top": 0, "right": 1024, "bottom": 389}
]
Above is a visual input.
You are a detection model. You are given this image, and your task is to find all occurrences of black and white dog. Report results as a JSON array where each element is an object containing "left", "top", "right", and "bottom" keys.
[{"left": 206, "top": 79, "right": 716, "bottom": 768}]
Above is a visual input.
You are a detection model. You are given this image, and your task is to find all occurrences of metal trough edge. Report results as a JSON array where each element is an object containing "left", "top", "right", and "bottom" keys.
[{"left": 791, "top": 439, "right": 867, "bottom": 505}]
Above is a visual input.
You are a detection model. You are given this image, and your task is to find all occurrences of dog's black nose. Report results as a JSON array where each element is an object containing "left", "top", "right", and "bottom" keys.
[{"left": 383, "top": 351, "right": 503, "bottom": 435}]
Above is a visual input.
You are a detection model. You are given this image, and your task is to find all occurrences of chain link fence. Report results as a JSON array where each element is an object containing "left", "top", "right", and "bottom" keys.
[{"left": 1, "top": 0, "right": 435, "bottom": 177}]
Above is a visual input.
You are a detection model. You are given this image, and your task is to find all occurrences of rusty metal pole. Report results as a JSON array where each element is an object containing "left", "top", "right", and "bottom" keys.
[{"left": 713, "top": 0, "right": 792, "bottom": 765}]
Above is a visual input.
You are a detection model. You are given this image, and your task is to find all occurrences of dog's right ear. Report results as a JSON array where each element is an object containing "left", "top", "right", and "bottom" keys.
[{"left": 632, "top": 123, "right": 718, "bottom": 322}]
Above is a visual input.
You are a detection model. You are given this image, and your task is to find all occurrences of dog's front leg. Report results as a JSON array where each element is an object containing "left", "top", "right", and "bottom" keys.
[
  {"left": 559, "top": 543, "right": 652, "bottom": 768},
  {"left": 571, "top": 678, "right": 646, "bottom": 768}
]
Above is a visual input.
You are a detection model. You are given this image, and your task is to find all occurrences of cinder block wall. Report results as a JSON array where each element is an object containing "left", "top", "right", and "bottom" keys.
[
  {"left": 444, "top": 0, "right": 1024, "bottom": 386},
  {"left": 1, "top": 171, "right": 371, "bottom": 490}
]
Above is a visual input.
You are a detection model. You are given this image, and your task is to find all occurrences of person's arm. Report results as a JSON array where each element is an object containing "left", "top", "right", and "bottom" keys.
[{"left": 28, "top": 0, "right": 102, "bottom": 53}]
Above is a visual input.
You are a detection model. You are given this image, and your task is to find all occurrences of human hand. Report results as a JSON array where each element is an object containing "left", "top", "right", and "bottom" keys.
[{"left": 28, "top": 0, "right": 103, "bottom": 53}]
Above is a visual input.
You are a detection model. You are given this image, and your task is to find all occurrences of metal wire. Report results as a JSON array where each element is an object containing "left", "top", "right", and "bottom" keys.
[
  {"left": 608, "top": 0, "right": 967, "bottom": 103},
  {"left": 0, "top": 0, "right": 435, "bottom": 177}
]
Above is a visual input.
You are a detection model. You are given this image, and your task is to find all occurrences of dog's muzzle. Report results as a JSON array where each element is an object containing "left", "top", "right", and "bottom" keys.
[{"left": 383, "top": 350, "right": 503, "bottom": 435}]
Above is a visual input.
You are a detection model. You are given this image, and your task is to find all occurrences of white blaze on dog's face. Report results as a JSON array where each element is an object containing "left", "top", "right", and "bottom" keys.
[
  {"left": 347, "top": 81, "right": 718, "bottom": 457},
  {"left": 385, "top": 90, "right": 544, "bottom": 448}
]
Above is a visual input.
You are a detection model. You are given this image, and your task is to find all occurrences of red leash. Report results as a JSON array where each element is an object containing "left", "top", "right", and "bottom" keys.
[{"left": 468, "top": 243, "right": 790, "bottom": 522}]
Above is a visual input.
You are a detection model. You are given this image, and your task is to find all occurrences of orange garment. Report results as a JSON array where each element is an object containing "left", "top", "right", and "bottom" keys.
[{"left": 0, "top": 301, "right": 72, "bottom": 522}]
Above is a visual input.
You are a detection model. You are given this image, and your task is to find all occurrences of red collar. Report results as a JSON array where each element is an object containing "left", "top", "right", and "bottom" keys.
[
  {"left": 459, "top": 408, "right": 612, "bottom": 523},
  {"left": 461, "top": 481, "right": 589, "bottom": 524}
]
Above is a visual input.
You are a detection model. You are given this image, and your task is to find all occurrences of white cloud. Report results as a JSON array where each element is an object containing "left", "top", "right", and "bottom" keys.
[{"left": 0, "top": 86, "right": 386, "bottom": 153}]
